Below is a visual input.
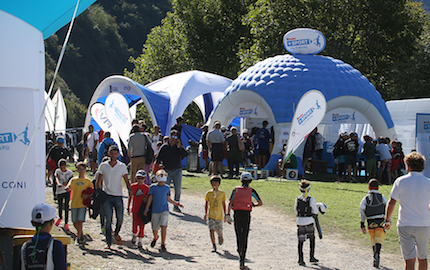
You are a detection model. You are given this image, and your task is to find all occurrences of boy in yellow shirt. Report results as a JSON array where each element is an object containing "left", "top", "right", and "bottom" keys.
[
  {"left": 204, "top": 175, "right": 226, "bottom": 252},
  {"left": 66, "top": 161, "right": 93, "bottom": 247}
]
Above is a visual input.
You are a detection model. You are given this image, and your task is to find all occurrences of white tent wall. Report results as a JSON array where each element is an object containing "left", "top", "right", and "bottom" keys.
[
  {"left": 84, "top": 76, "right": 160, "bottom": 133},
  {"left": 0, "top": 11, "right": 45, "bottom": 228},
  {"left": 386, "top": 98, "right": 430, "bottom": 154},
  {"left": 145, "top": 70, "right": 232, "bottom": 130}
]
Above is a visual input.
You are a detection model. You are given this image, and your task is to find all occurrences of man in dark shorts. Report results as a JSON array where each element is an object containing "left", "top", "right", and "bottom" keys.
[
  {"left": 207, "top": 121, "right": 225, "bottom": 175},
  {"left": 344, "top": 132, "right": 359, "bottom": 182}
]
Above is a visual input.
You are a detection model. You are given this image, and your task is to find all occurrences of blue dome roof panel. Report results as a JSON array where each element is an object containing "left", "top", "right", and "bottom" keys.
[{"left": 224, "top": 54, "right": 393, "bottom": 128}]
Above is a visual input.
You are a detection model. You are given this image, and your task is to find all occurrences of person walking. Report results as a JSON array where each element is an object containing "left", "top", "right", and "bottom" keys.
[
  {"left": 96, "top": 145, "right": 132, "bottom": 249},
  {"left": 227, "top": 172, "right": 263, "bottom": 269},
  {"left": 207, "top": 121, "right": 225, "bottom": 176},
  {"left": 385, "top": 152, "right": 430, "bottom": 270},
  {"left": 155, "top": 130, "right": 188, "bottom": 212},
  {"left": 128, "top": 124, "right": 148, "bottom": 183}
]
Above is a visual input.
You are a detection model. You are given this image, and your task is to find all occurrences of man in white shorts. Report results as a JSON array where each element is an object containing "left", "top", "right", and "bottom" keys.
[{"left": 385, "top": 152, "right": 430, "bottom": 270}]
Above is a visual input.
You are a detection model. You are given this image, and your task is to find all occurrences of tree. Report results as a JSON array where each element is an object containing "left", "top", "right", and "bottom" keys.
[{"left": 240, "top": 0, "right": 430, "bottom": 100}]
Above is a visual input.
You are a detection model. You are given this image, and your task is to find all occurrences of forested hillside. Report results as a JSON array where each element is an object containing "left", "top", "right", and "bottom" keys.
[{"left": 45, "top": 0, "right": 172, "bottom": 127}]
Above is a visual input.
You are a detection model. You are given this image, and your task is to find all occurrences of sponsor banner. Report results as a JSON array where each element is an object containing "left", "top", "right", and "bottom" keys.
[
  {"left": 105, "top": 92, "right": 132, "bottom": 146},
  {"left": 91, "top": 103, "right": 123, "bottom": 154},
  {"left": 283, "top": 28, "right": 326, "bottom": 55},
  {"left": 416, "top": 113, "right": 430, "bottom": 177},
  {"left": 231, "top": 102, "right": 269, "bottom": 118},
  {"left": 284, "top": 90, "right": 326, "bottom": 165},
  {"left": 321, "top": 108, "right": 369, "bottom": 124},
  {"left": 0, "top": 88, "right": 44, "bottom": 228}
]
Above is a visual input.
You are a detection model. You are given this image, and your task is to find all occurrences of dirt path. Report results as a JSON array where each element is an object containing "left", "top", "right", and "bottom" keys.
[{"left": 48, "top": 187, "right": 403, "bottom": 270}]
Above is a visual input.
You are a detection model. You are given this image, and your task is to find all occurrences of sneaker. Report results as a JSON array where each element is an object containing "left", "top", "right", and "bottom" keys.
[
  {"left": 160, "top": 244, "right": 167, "bottom": 252},
  {"left": 137, "top": 242, "right": 142, "bottom": 249},
  {"left": 55, "top": 219, "right": 62, "bottom": 227},
  {"left": 64, "top": 224, "right": 70, "bottom": 231},
  {"left": 131, "top": 235, "right": 136, "bottom": 245},
  {"left": 218, "top": 235, "right": 224, "bottom": 245},
  {"left": 310, "top": 257, "right": 319, "bottom": 263},
  {"left": 173, "top": 205, "right": 182, "bottom": 213},
  {"left": 150, "top": 238, "right": 157, "bottom": 248},
  {"left": 74, "top": 238, "right": 80, "bottom": 246},
  {"left": 298, "top": 260, "right": 306, "bottom": 266},
  {"left": 212, "top": 244, "right": 217, "bottom": 253},
  {"left": 114, "top": 235, "right": 122, "bottom": 245}
]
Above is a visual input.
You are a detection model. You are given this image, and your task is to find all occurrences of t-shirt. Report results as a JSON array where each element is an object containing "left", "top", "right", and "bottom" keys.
[
  {"left": 376, "top": 143, "right": 391, "bottom": 161},
  {"left": 68, "top": 177, "right": 93, "bottom": 209},
  {"left": 98, "top": 161, "right": 128, "bottom": 196},
  {"left": 54, "top": 169, "right": 73, "bottom": 195},
  {"left": 205, "top": 190, "right": 226, "bottom": 220},
  {"left": 87, "top": 131, "right": 99, "bottom": 153},
  {"left": 344, "top": 138, "right": 359, "bottom": 156},
  {"left": 207, "top": 129, "right": 225, "bottom": 144},
  {"left": 390, "top": 171, "right": 430, "bottom": 227},
  {"left": 151, "top": 133, "right": 163, "bottom": 151},
  {"left": 130, "top": 183, "right": 150, "bottom": 213},
  {"left": 149, "top": 184, "right": 171, "bottom": 214},
  {"left": 314, "top": 133, "right": 324, "bottom": 151},
  {"left": 256, "top": 128, "right": 270, "bottom": 150}
]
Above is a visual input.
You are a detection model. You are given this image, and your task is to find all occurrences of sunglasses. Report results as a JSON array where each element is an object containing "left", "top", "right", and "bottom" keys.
[{"left": 171, "top": 135, "right": 178, "bottom": 139}]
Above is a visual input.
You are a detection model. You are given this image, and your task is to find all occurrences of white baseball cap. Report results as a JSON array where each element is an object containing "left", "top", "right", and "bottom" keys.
[{"left": 31, "top": 203, "right": 57, "bottom": 224}]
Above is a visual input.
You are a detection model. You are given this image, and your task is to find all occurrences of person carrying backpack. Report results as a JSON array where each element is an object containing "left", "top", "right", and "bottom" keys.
[
  {"left": 359, "top": 179, "right": 388, "bottom": 268},
  {"left": 98, "top": 132, "right": 117, "bottom": 164}
]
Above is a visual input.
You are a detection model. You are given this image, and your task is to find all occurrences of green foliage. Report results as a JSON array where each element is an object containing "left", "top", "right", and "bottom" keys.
[
  {"left": 126, "top": 0, "right": 254, "bottom": 84},
  {"left": 240, "top": 0, "right": 430, "bottom": 100}
]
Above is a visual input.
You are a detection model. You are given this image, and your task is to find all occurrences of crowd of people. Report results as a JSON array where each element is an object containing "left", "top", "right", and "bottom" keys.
[
  {"left": 332, "top": 132, "right": 406, "bottom": 183},
  {"left": 38, "top": 119, "right": 430, "bottom": 270}
]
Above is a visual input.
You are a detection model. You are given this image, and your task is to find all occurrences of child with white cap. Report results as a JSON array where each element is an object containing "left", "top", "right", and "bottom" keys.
[
  {"left": 144, "top": 169, "right": 183, "bottom": 252},
  {"left": 19, "top": 203, "right": 66, "bottom": 270}
]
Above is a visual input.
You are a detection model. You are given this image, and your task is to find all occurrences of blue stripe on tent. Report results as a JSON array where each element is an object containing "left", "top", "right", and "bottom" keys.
[
  {"left": 203, "top": 93, "right": 213, "bottom": 121},
  {"left": 96, "top": 94, "right": 141, "bottom": 107}
]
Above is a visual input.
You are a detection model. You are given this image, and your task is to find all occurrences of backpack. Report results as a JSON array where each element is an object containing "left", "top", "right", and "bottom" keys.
[
  {"left": 296, "top": 197, "right": 313, "bottom": 217},
  {"left": 364, "top": 193, "right": 385, "bottom": 217}
]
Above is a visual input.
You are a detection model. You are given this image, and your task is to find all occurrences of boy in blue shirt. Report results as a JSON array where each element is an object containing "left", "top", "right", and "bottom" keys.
[{"left": 144, "top": 169, "right": 183, "bottom": 252}]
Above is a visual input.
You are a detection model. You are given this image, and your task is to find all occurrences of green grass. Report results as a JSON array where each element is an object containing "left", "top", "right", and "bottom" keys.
[{"left": 181, "top": 170, "right": 401, "bottom": 254}]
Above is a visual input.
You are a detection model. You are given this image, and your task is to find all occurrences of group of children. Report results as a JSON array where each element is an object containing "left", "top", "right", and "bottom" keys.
[{"left": 22, "top": 162, "right": 387, "bottom": 269}]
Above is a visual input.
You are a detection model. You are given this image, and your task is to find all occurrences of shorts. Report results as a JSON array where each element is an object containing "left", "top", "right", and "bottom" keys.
[
  {"left": 297, "top": 224, "right": 315, "bottom": 242},
  {"left": 365, "top": 158, "right": 377, "bottom": 175},
  {"left": 380, "top": 159, "right": 392, "bottom": 171},
  {"left": 151, "top": 211, "right": 169, "bottom": 230},
  {"left": 391, "top": 159, "right": 400, "bottom": 171},
  {"left": 207, "top": 218, "right": 223, "bottom": 235},
  {"left": 337, "top": 155, "right": 346, "bottom": 164},
  {"left": 71, "top": 207, "right": 86, "bottom": 222},
  {"left": 369, "top": 227, "right": 385, "bottom": 246},
  {"left": 211, "top": 143, "right": 224, "bottom": 162},
  {"left": 89, "top": 150, "right": 98, "bottom": 162},
  {"left": 345, "top": 155, "right": 356, "bottom": 166},
  {"left": 398, "top": 226, "right": 430, "bottom": 260},
  {"left": 202, "top": 149, "right": 209, "bottom": 160}
]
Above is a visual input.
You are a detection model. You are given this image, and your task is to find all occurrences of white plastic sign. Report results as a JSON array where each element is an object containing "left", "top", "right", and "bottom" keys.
[{"left": 283, "top": 28, "right": 326, "bottom": 55}]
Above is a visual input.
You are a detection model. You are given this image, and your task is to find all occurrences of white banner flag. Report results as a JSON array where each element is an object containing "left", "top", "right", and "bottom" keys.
[
  {"left": 105, "top": 92, "right": 132, "bottom": 146},
  {"left": 416, "top": 113, "right": 430, "bottom": 177},
  {"left": 284, "top": 90, "right": 327, "bottom": 164},
  {"left": 91, "top": 103, "right": 123, "bottom": 154}
]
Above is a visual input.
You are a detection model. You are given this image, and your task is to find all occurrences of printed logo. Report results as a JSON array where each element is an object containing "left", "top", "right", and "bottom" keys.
[
  {"left": 288, "top": 170, "right": 297, "bottom": 179},
  {"left": 0, "top": 124, "right": 30, "bottom": 151},
  {"left": 109, "top": 100, "right": 128, "bottom": 124},
  {"left": 94, "top": 107, "right": 113, "bottom": 128},
  {"left": 239, "top": 107, "right": 258, "bottom": 116},
  {"left": 297, "top": 99, "right": 322, "bottom": 125},
  {"left": 286, "top": 35, "right": 322, "bottom": 48},
  {"left": 332, "top": 111, "right": 356, "bottom": 122},
  {"left": 424, "top": 121, "right": 430, "bottom": 130}
]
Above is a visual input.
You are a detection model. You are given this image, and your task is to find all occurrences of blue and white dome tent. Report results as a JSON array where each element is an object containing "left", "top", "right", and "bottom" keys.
[{"left": 208, "top": 29, "right": 395, "bottom": 173}]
